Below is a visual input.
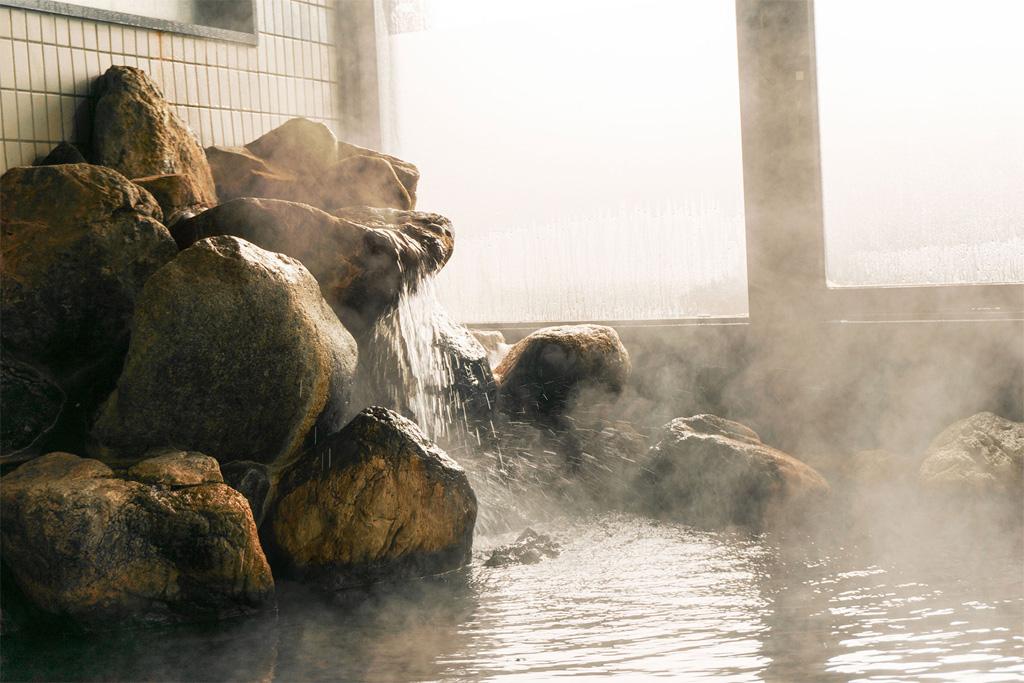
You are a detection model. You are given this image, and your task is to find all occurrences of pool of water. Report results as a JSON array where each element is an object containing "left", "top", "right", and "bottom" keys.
[{"left": 3, "top": 510, "right": 1021, "bottom": 682}]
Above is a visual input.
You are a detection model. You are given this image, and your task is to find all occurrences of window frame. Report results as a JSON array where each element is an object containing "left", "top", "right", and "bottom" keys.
[
  {"left": 1, "top": 0, "right": 259, "bottom": 44},
  {"left": 737, "top": 0, "right": 1023, "bottom": 325}
]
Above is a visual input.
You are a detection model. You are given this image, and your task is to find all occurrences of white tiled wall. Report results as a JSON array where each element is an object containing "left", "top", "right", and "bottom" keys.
[{"left": 0, "top": 0, "right": 341, "bottom": 173}]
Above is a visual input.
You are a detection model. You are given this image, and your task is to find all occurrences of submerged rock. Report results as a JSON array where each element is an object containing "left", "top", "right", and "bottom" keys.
[
  {"left": 918, "top": 412, "right": 1023, "bottom": 499},
  {"left": 92, "top": 66, "right": 216, "bottom": 206},
  {"left": 132, "top": 173, "right": 210, "bottom": 226},
  {"left": 484, "top": 528, "right": 560, "bottom": 568},
  {"left": 0, "top": 452, "right": 273, "bottom": 630},
  {"left": 264, "top": 407, "right": 477, "bottom": 589},
  {"left": 496, "top": 324, "right": 631, "bottom": 425},
  {"left": 94, "top": 235, "right": 358, "bottom": 465},
  {"left": 635, "top": 415, "right": 830, "bottom": 528},
  {"left": 171, "top": 198, "right": 453, "bottom": 336},
  {"left": 208, "top": 117, "right": 419, "bottom": 211}
]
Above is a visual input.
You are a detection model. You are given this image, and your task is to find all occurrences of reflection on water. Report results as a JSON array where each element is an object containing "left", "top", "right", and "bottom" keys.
[{"left": 3, "top": 513, "right": 1021, "bottom": 682}]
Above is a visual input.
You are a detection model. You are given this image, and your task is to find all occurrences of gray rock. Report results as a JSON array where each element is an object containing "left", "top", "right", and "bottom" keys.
[
  {"left": 919, "top": 412, "right": 1023, "bottom": 499},
  {"left": 94, "top": 235, "right": 358, "bottom": 466},
  {"left": 221, "top": 460, "right": 272, "bottom": 527},
  {"left": 484, "top": 528, "right": 560, "bottom": 567},
  {"left": 0, "top": 452, "right": 273, "bottom": 630},
  {"left": 264, "top": 407, "right": 477, "bottom": 589},
  {"left": 0, "top": 357, "right": 64, "bottom": 456}
]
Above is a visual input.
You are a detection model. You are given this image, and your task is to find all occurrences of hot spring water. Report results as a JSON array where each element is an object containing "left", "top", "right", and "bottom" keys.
[{"left": 5, "top": 283, "right": 1021, "bottom": 681}]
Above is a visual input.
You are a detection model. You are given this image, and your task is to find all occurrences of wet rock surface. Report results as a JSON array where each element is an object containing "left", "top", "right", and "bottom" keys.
[
  {"left": 92, "top": 66, "right": 217, "bottom": 205},
  {"left": 125, "top": 448, "right": 224, "bottom": 487},
  {"left": 918, "top": 412, "right": 1023, "bottom": 499},
  {"left": 221, "top": 461, "right": 272, "bottom": 527},
  {"left": 496, "top": 324, "right": 631, "bottom": 425},
  {"left": 0, "top": 452, "right": 273, "bottom": 630},
  {"left": 264, "top": 407, "right": 477, "bottom": 589},
  {"left": 171, "top": 198, "right": 453, "bottom": 336},
  {"left": 484, "top": 528, "right": 560, "bottom": 567},
  {"left": 207, "top": 117, "right": 418, "bottom": 211},
  {"left": 435, "top": 313, "right": 499, "bottom": 432},
  {"left": 94, "top": 235, "right": 358, "bottom": 465},
  {"left": 635, "top": 415, "right": 830, "bottom": 529}
]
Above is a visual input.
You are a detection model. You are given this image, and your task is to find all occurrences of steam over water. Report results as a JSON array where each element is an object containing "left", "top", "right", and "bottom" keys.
[{"left": 5, "top": 513, "right": 1021, "bottom": 681}]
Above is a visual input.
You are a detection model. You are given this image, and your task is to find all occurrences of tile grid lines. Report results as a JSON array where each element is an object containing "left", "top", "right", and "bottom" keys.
[{"left": 0, "top": 0, "right": 341, "bottom": 171}]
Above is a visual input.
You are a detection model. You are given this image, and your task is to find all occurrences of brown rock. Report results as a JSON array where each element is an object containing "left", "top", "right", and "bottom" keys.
[
  {"left": 207, "top": 117, "right": 420, "bottom": 210},
  {"left": 94, "top": 235, "right": 358, "bottom": 465},
  {"left": 36, "top": 142, "right": 87, "bottom": 166},
  {"left": 635, "top": 415, "right": 830, "bottom": 528},
  {"left": 496, "top": 325, "right": 631, "bottom": 424},
  {"left": 132, "top": 173, "right": 210, "bottom": 226},
  {"left": 264, "top": 407, "right": 477, "bottom": 589},
  {"left": 0, "top": 452, "right": 273, "bottom": 630},
  {"left": 171, "top": 198, "right": 453, "bottom": 336},
  {"left": 126, "top": 448, "right": 224, "bottom": 487},
  {"left": 0, "top": 356, "right": 64, "bottom": 456},
  {"left": 205, "top": 145, "right": 320, "bottom": 207},
  {"left": 92, "top": 66, "right": 217, "bottom": 206},
  {"left": 320, "top": 155, "right": 412, "bottom": 210}
]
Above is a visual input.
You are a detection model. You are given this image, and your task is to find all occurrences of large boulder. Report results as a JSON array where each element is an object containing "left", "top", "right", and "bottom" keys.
[
  {"left": 94, "top": 235, "right": 358, "bottom": 465},
  {"left": 1, "top": 163, "right": 175, "bottom": 368},
  {"left": 918, "top": 412, "right": 1023, "bottom": 499},
  {"left": 0, "top": 452, "right": 273, "bottom": 630},
  {"left": 92, "top": 66, "right": 217, "bottom": 206},
  {"left": 635, "top": 415, "right": 831, "bottom": 528},
  {"left": 1, "top": 163, "right": 177, "bottom": 457},
  {"left": 495, "top": 325, "right": 631, "bottom": 425},
  {"left": 171, "top": 198, "right": 453, "bottom": 337},
  {"left": 207, "top": 118, "right": 418, "bottom": 211},
  {"left": 263, "top": 407, "right": 477, "bottom": 589}
]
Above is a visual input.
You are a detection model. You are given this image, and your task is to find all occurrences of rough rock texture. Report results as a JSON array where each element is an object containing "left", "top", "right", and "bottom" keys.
[
  {"left": 0, "top": 357, "right": 64, "bottom": 456},
  {"left": 435, "top": 313, "right": 498, "bottom": 432},
  {"left": 264, "top": 407, "right": 477, "bottom": 588},
  {"left": 94, "top": 235, "right": 358, "bottom": 465},
  {"left": 1, "top": 163, "right": 175, "bottom": 367},
  {"left": 208, "top": 118, "right": 419, "bottom": 211},
  {"left": 132, "top": 173, "right": 210, "bottom": 226},
  {"left": 37, "top": 142, "right": 87, "bottom": 165},
  {"left": 126, "top": 449, "right": 224, "bottom": 487},
  {"left": 484, "top": 529, "right": 560, "bottom": 568},
  {"left": 1, "top": 163, "right": 177, "bottom": 457},
  {"left": 92, "top": 66, "right": 217, "bottom": 205},
  {"left": 635, "top": 415, "right": 831, "bottom": 528},
  {"left": 171, "top": 198, "right": 453, "bottom": 337},
  {"left": 496, "top": 325, "right": 631, "bottom": 425},
  {"left": 221, "top": 461, "right": 272, "bottom": 527},
  {"left": 0, "top": 452, "right": 273, "bottom": 630},
  {"left": 918, "top": 412, "right": 1023, "bottom": 498}
]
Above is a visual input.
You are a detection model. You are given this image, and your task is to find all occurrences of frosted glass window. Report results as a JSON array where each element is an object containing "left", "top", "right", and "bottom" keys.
[
  {"left": 62, "top": 0, "right": 197, "bottom": 24},
  {"left": 816, "top": 0, "right": 1024, "bottom": 288},
  {"left": 383, "top": 0, "right": 748, "bottom": 323}
]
